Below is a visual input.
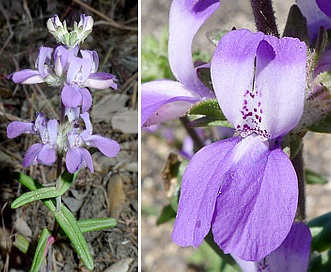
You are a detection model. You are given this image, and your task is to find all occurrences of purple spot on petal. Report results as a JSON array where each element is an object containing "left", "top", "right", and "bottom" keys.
[{"left": 196, "top": 220, "right": 201, "bottom": 228}]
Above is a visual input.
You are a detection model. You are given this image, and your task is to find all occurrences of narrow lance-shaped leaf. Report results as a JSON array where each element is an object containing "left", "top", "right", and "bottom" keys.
[
  {"left": 30, "top": 228, "right": 53, "bottom": 272},
  {"left": 54, "top": 205, "right": 94, "bottom": 270},
  {"left": 11, "top": 170, "right": 77, "bottom": 209},
  {"left": 77, "top": 218, "right": 117, "bottom": 233}
]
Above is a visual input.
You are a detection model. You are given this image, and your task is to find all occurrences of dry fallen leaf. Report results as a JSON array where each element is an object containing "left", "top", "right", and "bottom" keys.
[
  {"left": 107, "top": 174, "right": 126, "bottom": 218},
  {"left": 91, "top": 93, "right": 129, "bottom": 123},
  {"left": 112, "top": 109, "right": 138, "bottom": 134}
]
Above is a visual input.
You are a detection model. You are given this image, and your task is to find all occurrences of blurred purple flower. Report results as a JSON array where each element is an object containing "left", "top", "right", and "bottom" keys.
[
  {"left": 65, "top": 112, "right": 120, "bottom": 173},
  {"left": 171, "top": 29, "right": 307, "bottom": 261},
  {"left": 297, "top": 0, "right": 331, "bottom": 41},
  {"left": 141, "top": 0, "right": 220, "bottom": 126},
  {"left": 234, "top": 223, "right": 311, "bottom": 272}
]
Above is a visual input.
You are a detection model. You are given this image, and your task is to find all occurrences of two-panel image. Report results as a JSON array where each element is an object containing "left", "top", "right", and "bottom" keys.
[{"left": 1, "top": 0, "right": 331, "bottom": 271}]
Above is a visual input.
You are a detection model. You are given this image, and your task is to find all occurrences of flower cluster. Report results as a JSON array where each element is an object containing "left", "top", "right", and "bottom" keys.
[{"left": 7, "top": 14, "right": 120, "bottom": 173}]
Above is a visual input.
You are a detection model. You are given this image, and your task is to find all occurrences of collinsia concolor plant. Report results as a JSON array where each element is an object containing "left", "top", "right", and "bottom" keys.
[
  {"left": 7, "top": 14, "right": 119, "bottom": 271},
  {"left": 142, "top": 0, "right": 331, "bottom": 271}
]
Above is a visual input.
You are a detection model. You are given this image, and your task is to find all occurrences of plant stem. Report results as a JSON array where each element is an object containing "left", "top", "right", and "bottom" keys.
[
  {"left": 292, "top": 146, "right": 306, "bottom": 221},
  {"left": 250, "top": 0, "right": 279, "bottom": 37},
  {"left": 180, "top": 117, "right": 204, "bottom": 151}
]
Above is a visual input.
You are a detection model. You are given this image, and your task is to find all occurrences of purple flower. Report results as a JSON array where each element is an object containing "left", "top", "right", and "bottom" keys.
[
  {"left": 65, "top": 112, "right": 120, "bottom": 173},
  {"left": 61, "top": 51, "right": 117, "bottom": 114},
  {"left": 7, "top": 113, "right": 58, "bottom": 167},
  {"left": 234, "top": 223, "right": 311, "bottom": 272},
  {"left": 171, "top": 29, "right": 307, "bottom": 261},
  {"left": 141, "top": 0, "right": 220, "bottom": 126},
  {"left": 9, "top": 47, "right": 54, "bottom": 84},
  {"left": 297, "top": 0, "right": 331, "bottom": 41}
]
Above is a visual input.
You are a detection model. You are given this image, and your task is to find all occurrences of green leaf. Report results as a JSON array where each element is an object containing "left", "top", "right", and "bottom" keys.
[
  {"left": 13, "top": 234, "right": 30, "bottom": 254},
  {"left": 189, "top": 99, "right": 226, "bottom": 120},
  {"left": 309, "top": 250, "right": 331, "bottom": 272},
  {"left": 54, "top": 205, "right": 94, "bottom": 270},
  {"left": 12, "top": 170, "right": 76, "bottom": 210},
  {"left": 77, "top": 218, "right": 117, "bottom": 233},
  {"left": 306, "top": 169, "right": 328, "bottom": 185},
  {"left": 309, "top": 212, "right": 331, "bottom": 252},
  {"left": 156, "top": 204, "right": 177, "bottom": 225},
  {"left": 12, "top": 173, "right": 56, "bottom": 211},
  {"left": 11, "top": 187, "right": 63, "bottom": 209},
  {"left": 30, "top": 228, "right": 53, "bottom": 272}
]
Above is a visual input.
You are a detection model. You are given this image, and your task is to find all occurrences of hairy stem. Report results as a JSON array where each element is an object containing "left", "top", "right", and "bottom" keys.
[
  {"left": 250, "top": 0, "right": 279, "bottom": 37},
  {"left": 292, "top": 146, "right": 306, "bottom": 221},
  {"left": 180, "top": 117, "right": 204, "bottom": 151}
]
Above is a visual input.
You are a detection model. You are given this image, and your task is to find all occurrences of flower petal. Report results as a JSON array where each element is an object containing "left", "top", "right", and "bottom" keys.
[
  {"left": 141, "top": 80, "right": 200, "bottom": 126},
  {"left": 37, "top": 47, "right": 54, "bottom": 77},
  {"left": 47, "top": 119, "right": 58, "bottom": 144},
  {"left": 38, "top": 145, "right": 56, "bottom": 165},
  {"left": 10, "top": 69, "right": 45, "bottom": 84},
  {"left": 80, "top": 87, "right": 92, "bottom": 112},
  {"left": 317, "top": 0, "right": 331, "bottom": 19},
  {"left": 61, "top": 84, "right": 82, "bottom": 108},
  {"left": 168, "top": 0, "right": 219, "bottom": 97},
  {"left": 66, "top": 147, "right": 84, "bottom": 173},
  {"left": 85, "top": 72, "right": 117, "bottom": 89},
  {"left": 260, "top": 222, "right": 311, "bottom": 272},
  {"left": 7, "top": 121, "right": 35, "bottom": 138},
  {"left": 211, "top": 135, "right": 298, "bottom": 261},
  {"left": 87, "top": 135, "right": 120, "bottom": 157},
  {"left": 23, "top": 143, "right": 43, "bottom": 167},
  {"left": 171, "top": 136, "right": 241, "bottom": 247},
  {"left": 211, "top": 29, "right": 306, "bottom": 139},
  {"left": 80, "top": 148, "right": 94, "bottom": 173},
  {"left": 211, "top": 29, "right": 264, "bottom": 127},
  {"left": 255, "top": 35, "right": 306, "bottom": 138}
]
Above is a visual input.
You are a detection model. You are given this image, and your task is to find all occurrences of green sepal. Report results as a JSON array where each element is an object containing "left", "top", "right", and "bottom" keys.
[
  {"left": 207, "top": 29, "right": 229, "bottom": 46},
  {"left": 11, "top": 170, "right": 77, "bottom": 209},
  {"left": 188, "top": 117, "right": 233, "bottom": 128},
  {"left": 189, "top": 99, "right": 226, "bottom": 120},
  {"left": 156, "top": 204, "right": 177, "bottom": 226},
  {"left": 309, "top": 212, "right": 331, "bottom": 252},
  {"left": 305, "top": 169, "right": 328, "bottom": 185},
  {"left": 54, "top": 205, "right": 94, "bottom": 270},
  {"left": 77, "top": 218, "right": 117, "bottom": 233},
  {"left": 30, "top": 228, "right": 53, "bottom": 272},
  {"left": 282, "top": 4, "right": 309, "bottom": 44}
]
